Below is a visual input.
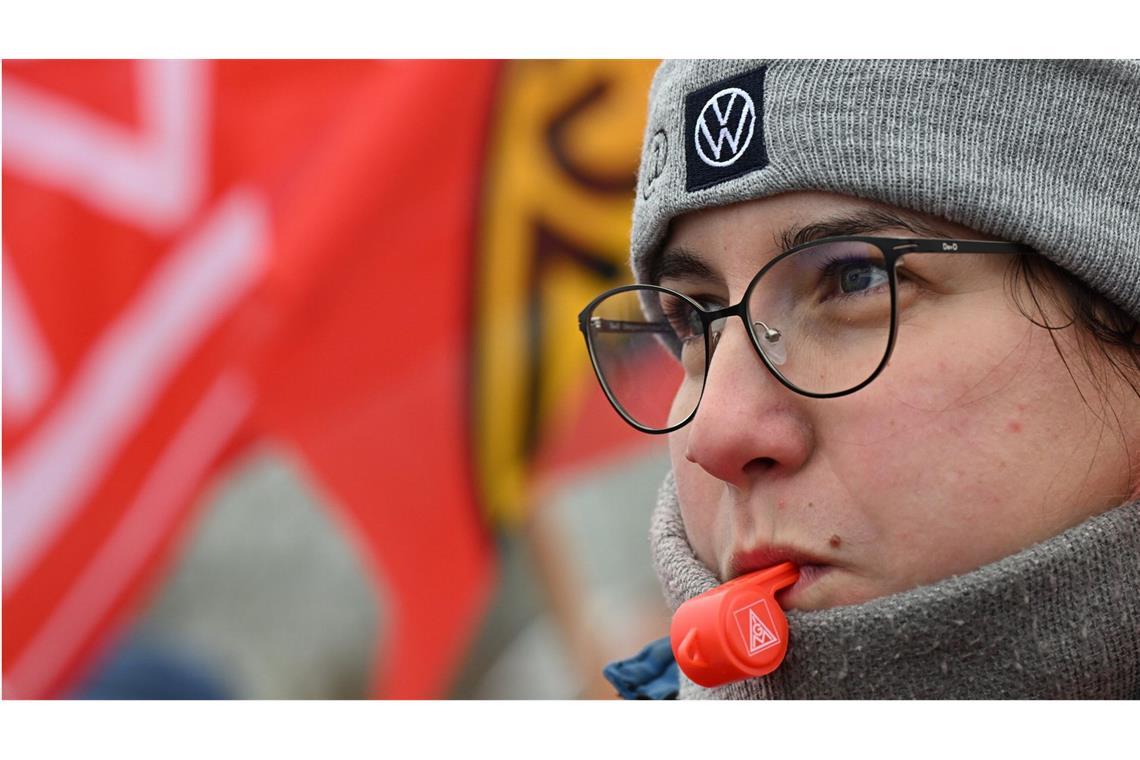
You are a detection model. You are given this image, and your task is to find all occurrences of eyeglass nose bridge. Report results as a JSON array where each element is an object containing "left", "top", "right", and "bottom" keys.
[
  {"left": 700, "top": 302, "right": 744, "bottom": 355},
  {"left": 700, "top": 302, "right": 786, "bottom": 370}
]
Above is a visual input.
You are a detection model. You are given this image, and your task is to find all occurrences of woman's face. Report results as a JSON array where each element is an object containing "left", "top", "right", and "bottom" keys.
[{"left": 661, "top": 192, "right": 1140, "bottom": 610}]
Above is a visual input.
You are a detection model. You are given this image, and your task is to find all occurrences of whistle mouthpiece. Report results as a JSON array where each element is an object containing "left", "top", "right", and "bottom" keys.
[{"left": 669, "top": 561, "right": 799, "bottom": 688}]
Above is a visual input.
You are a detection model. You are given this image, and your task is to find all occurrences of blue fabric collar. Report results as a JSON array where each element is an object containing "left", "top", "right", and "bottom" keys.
[{"left": 602, "top": 636, "right": 678, "bottom": 700}]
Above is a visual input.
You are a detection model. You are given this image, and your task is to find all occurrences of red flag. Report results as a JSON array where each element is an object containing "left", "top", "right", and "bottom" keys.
[
  {"left": 3, "top": 60, "right": 498, "bottom": 698},
  {"left": 4, "top": 59, "right": 658, "bottom": 699}
]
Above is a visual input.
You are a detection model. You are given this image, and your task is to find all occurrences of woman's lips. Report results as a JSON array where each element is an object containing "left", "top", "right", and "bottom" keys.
[
  {"left": 727, "top": 544, "right": 831, "bottom": 580},
  {"left": 727, "top": 545, "right": 834, "bottom": 607},
  {"left": 777, "top": 563, "right": 832, "bottom": 606}
]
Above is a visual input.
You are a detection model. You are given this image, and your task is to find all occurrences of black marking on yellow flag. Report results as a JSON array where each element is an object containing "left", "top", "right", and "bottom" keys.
[
  {"left": 471, "top": 60, "right": 658, "bottom": 527},
  {"left": 546, "top": 80, "right": 641, "bottom": 195},
  {"left": 523, "top": 222, "right": 619, "bottom": 457}
]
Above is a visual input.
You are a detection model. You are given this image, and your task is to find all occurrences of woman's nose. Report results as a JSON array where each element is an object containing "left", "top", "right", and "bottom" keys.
[{"left": 682, "top": 319, "right": 814, "bottom": 490}]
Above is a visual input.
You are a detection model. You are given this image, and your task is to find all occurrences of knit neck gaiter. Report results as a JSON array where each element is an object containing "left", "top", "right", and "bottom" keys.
[{"left": 650, "top": 471, "right": 1140, "bottom": 699}]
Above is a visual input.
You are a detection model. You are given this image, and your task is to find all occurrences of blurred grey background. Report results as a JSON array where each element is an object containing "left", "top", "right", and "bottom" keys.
[{"left": 93, "top": 440, "right": 672, "bottom": 699}]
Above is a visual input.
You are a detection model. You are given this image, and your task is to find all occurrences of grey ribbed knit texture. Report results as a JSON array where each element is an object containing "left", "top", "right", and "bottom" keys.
[
  {"left": 632, "top": 60, "right": 1140, "bottom": 322},
  {"left": 650, "top": 471, "right": 1140, "bottom": 699}
]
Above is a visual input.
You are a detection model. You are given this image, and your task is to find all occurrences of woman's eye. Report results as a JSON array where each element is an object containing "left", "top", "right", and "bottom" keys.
[
  {"left": 839, "top": 263, "right": 888, "bottom": 293},
  {"left": 661, "top": 304, "right": 696, "bottom": 339},
  {"left": 679, "top": 310, "right": 703, "bottom": 340},
  {"left": 661, "top": 295, "right": 716, "bottom": 342},
  {"left": 828, "top": 261, "right": 889, "bottom": 296}
]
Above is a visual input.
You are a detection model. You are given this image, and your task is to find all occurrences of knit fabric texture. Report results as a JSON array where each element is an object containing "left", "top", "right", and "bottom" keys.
[
  {"left": 649, "top": 471, "right": 1140, "bottom": 699},
  {"left": 631, "top": 60, "right": 1140, "bottom": 322}
]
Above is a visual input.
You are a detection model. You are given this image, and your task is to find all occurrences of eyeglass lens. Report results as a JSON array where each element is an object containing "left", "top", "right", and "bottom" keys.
[{"left": 585, "top": 240, "right": 1017, "bottom": 432}]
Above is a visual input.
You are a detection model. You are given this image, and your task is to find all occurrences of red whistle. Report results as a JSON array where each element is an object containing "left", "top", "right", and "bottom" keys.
[{"left": 670, "top": 561, "right": 799, "bottom": 687}]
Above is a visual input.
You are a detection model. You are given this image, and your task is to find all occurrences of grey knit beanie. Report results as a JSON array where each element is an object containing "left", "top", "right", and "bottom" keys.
[{"left": 631, "top": 59, "right": 1140, "bottom": 322}]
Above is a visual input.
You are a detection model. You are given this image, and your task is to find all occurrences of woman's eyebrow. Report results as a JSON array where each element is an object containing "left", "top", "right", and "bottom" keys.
[
  {"left": 649, "top": 208, "right": 949, "bottom": 284},
  {"left": 650, "top": 245, "right": 718, "bottom": 284},
  {"left": 778, "top": 208, "right": 947, "bottom": 250}
]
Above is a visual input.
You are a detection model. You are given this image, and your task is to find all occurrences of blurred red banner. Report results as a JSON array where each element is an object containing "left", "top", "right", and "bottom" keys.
[{"left": 3, "top": 60, "right": 654, "bottom": 698}]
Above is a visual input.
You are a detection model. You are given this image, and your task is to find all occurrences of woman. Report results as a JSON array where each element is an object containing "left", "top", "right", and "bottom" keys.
[{"left": 583, "top": 60, "right": 1140, "bottom": 698}]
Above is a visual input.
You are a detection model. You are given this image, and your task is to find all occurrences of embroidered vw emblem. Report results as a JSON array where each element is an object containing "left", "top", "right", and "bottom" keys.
[{"left": 693, "top": 87, "right": 756, "bottom": 168}]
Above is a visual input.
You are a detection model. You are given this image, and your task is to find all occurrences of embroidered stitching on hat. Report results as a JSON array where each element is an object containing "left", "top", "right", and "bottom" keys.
[
  {"left": 641, "top": 130, "right": 668, "bottom": 200},
  {"left": 685, "top": 67, "right": 768, "bottom": 192},
  {"left": 694, "top": 88, "right": 754, "bottom": 167}
]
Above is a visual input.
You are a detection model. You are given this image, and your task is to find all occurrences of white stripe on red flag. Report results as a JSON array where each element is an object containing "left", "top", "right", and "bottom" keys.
[
  {"left": 5, "top": 372, "right": 255, "bottom": 698},
  {"left": 2, "top": 187, "right": 270, "bottom": 590},
  {"left": 2, "top": 247, "right": 59, "bottom": 425},
  {"left": 1, "top": 60, "right": 208, "bottom": 234}
]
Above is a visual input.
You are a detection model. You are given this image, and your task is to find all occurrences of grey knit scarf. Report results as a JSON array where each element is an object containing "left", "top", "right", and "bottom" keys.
[{"left": 650, "top": 471, "right": 1140, "bottom": 699}]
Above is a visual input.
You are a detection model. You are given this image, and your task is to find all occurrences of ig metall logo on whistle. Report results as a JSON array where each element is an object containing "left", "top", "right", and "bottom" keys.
[{"left": 670, "top": 562, "right": 798, "bottom": 688}]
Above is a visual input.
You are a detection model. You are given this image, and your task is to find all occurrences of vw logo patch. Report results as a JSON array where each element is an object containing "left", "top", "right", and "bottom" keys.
[
  {"left": 684, "top": 66, "right": 768, "bottom": 192},
  {"left": 694, "top": 87, "right": 755, "bottom": 168}
]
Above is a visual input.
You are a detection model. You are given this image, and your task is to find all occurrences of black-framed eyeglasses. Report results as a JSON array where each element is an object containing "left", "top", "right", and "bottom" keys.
[{"left": 578, "top": 235, "right": 1035, "bottom": 434}]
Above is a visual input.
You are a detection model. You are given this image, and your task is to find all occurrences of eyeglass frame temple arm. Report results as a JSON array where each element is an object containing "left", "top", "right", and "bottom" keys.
[
  {"left": 891, "top": 240, "right": 1036, "bottom": 255},
  {"left": 582, "top": 316, "right": 675, "bottom": 335}
]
